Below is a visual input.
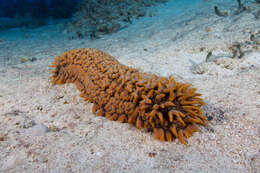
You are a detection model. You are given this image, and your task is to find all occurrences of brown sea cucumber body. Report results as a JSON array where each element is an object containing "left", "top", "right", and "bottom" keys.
[{"left": 50, "top": 48, "right": 207, "bottom": 144}]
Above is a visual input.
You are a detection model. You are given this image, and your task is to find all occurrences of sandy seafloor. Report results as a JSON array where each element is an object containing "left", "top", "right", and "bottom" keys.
[{"left": 0, "top": 0, "right": 260, "bottom": 172}]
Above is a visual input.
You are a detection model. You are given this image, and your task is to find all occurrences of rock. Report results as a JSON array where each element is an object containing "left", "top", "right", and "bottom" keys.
[
  {"left": 30, "top": 57, "right": 37, "bottom": 62},
  {"left": 251, "top": 153, "right": 260, "bottom": 173},
  {"left": 108, "top": 23, "right": 121, "bottom": 33},
  {"left": 97, "top": 23, "right": 121, "bottom": 34},
  {"left": 0, "top": 136, "right": 6, "bottom": 141},
  {"left": 49, "top": 125, "right": 60, "bottom": 132},
  {"left": 24, "top": 124, "right": 49, "bottom": 136},
  {"left": 20, "top": 56, "right": 29, "bottom": 63}
]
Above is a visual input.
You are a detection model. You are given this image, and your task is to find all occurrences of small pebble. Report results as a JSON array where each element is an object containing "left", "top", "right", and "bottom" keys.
[
  {"left": 67, "top": 122, "right": 75, "bottom": 129},
  {"left": 251, "top": 153, "right": 260, "bottom": 173},
  {"left": 36, "top": 106, "right": 43, "bottom": 111},
  {"left": 22, "top": 119, "right": 36, "bottom": 129},
  {"left": 50, "top": 113, "right": 57, "bottom": 118},
  {"left": 0, "top": 136, "right": 5, "bottom": 141},
  {"left": 49, "top": 125, "right": 60, "bottom": 132},
  {"left": 20, "top": 56, "right": 29, "bottom": 63},
  {"left": 30, "top": 57, "right": 37, "bottom": 62},
  {"left": 148, "top": 152, "right": 156, "bottom": 158},
  {"left": 73, "top": 114, "right": 80, "bottom": 119},
  {"left": 24, "top": 124, "right": 49, "bottom": 136}
]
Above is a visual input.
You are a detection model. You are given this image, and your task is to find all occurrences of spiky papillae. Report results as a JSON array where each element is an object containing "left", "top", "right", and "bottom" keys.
[{"left": 50, "top": 48, "right": 207, "bottom": 144}]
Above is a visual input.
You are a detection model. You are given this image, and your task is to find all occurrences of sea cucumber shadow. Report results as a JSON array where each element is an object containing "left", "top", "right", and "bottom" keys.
[{"left": 201, "top": 103, "right": 227, "bottom": 133}]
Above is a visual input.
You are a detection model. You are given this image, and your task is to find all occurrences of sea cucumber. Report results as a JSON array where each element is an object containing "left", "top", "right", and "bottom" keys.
[{"left": 50, "top": 48, "right": 207, "bottom": 145}]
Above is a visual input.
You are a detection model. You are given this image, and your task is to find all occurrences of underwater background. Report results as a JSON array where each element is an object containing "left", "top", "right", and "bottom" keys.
[{"left": 0, "top": 0, "right": 260, "bottom": 172}]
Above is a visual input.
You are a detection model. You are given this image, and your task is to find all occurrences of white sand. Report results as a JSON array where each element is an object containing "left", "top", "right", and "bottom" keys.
[{"left": 0, "top": 0, "right": 260, "bottom": 172}]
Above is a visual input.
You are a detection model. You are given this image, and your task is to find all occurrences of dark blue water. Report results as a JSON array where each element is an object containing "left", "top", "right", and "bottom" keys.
[{"left": 0, "top": 0, "right": 81, "bottom": 19}]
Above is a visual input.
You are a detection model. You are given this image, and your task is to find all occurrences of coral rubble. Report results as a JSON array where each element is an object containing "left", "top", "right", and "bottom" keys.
[
  {"left": 50, "top": 48, "right": 207, "bottom": 144},
  {"left": 214, "top": 6, "right": 229, "bottom": 17},
  {"left": 66, "top": 0, "right": 168, "bottom": 39}
]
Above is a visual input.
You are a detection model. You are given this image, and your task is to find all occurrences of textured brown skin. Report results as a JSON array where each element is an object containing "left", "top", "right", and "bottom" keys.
[{"left": 50, "top": 48, "right": 207, "bottom": 145}]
